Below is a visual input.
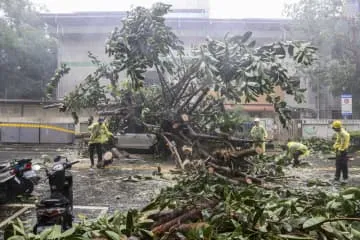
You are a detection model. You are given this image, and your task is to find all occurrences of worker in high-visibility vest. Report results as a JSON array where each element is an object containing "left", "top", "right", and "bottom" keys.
[
  {"left": 283, "top": 141, "right": 310, "bottom": 166},
  {"left": 332, "top": 120, "right": 350, "bottom": 183},
  {"left": 250, "top": 118, "right": 268, "bottom": 154},
  {"left": 88, "top": 117, "right": 113, "bottom": 169}
]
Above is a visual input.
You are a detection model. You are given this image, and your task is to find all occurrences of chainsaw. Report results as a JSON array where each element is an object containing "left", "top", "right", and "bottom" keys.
[{"left": 327, "top": 155, "right": 354, "bottom": 161}]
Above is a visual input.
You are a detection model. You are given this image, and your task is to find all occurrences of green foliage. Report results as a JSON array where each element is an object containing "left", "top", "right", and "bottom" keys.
[
  {"left": 6, "top": 167, "right": 360, "bottom": 239},
  {"left": 0, "top": 0, "right": 57, "bottom": 99},
  {"left": 46, "top": 64, "right": 71, "bottom": 99},
  {"left": 301, "top": 137, "right": 333, "bottom": 154},
  {"left": 210, "top": 106, "right": 251, "bottom": 133},
  {"left": 348, "top": 131, "right": 360, "bottom": 152},
  {"left": 103, "top": 81, "right": 163, "bottom": 133},
  {"left": 349, "top": 131, "right": 360, "bottom": 137},
  {"left": 5, "top": 209, "right": 152, "bottom": 240},
  {"left": 192, "top": 36, "right": 315, "bottom": 127},
  {"left": 46, "top": 2, "right": 317, "bottom": 129},
  {"left": 300, "top": 134, "right": 360, "bottom": 154},
  {"left": 105, "top": 2, "right": 184, "bottom": 93}
]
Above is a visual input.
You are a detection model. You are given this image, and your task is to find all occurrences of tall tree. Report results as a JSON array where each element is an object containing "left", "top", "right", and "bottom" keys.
[
  {"left": 284, "top": 0, "right": 360, "bottom": 118},
  {"left": 0, "top": 0, "right": 57, "bottom": 99}
]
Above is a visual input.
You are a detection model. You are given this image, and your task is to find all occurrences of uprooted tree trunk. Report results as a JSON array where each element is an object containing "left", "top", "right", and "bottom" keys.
[{"left": 151, "top": 201, "right": 218, "bottom": 235}]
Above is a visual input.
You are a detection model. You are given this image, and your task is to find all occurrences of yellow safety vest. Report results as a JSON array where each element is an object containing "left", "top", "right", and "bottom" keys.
[
  {"left": 88, "top": 122, "right": 113, "bottom": 144},
  {"left": 287, "top": 142, "right": 310, "bottom": 158},
  {"left": 333, "top": 128, "right": 350, "bottom": 151}
]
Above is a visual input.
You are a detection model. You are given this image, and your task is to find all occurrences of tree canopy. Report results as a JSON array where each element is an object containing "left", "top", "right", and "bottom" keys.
[
  {"left": 48, "top": 3, "right": 317, "bottom": 131},
  {"left": 0, "top": 0, "right": 57, "bottom": 99}
]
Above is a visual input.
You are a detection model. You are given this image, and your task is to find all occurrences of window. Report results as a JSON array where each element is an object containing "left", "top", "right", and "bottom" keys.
[{"left": 332, "top": 110, "right": 342, "bottom": 119}]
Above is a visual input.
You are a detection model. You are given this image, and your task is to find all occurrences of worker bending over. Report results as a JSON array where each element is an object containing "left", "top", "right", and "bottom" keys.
[{"left": 283, "top": 141, "right": 310, "bottom": 166}]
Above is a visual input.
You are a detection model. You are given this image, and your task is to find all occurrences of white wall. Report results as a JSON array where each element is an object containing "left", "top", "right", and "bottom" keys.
[
  {"left": 301, "top": 119, "right": 360, "bottom": 139},
  {"left": 0, "top": 103, "right": 91, "bottom": 133},
  {"left": 57, "top": 34, "right": 124, "bottom": 98}
]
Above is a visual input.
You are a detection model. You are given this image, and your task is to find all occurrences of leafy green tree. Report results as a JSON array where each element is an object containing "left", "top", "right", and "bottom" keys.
[
  {"left": 48, "top": 3, "right": 316, "bottom": 129},
  {"left": 0, "top": 0, "right": 57, "bottom": 99},
  {"left": 284, "top": 0, "right": 360, "bottom": 117}
]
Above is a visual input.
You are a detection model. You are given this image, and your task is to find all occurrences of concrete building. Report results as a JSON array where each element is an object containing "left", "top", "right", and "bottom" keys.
[{"left": 40, "top": 9, "right": 339, "bottom": 118}]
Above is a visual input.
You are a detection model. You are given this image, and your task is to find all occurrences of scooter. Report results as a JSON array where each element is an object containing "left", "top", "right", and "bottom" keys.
[
  {"left": 10, "top": 158, "right": 39, "bottom": 184},
  {"left": 33, "top": 156, "right": 79, "bottom": 234},
  {"left": 0, "top": 165, "right": 35, "bottom": 203},
  {"left": 0, "top": 158, "right": 39, "bottom": 183}
]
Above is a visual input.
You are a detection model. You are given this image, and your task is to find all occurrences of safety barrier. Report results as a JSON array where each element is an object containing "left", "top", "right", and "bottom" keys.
[{"left": 0, "top": 122, "right": 75, "bottom": 144}]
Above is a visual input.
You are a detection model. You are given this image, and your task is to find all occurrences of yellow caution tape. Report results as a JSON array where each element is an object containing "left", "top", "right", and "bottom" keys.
[{"left": 0, "top": 123, "right": 75, "bottom": 134}]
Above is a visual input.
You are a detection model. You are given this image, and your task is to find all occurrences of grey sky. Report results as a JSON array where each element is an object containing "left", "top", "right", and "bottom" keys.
[{"left": 31, "top": 0, "right": 291, "bottom": 19}]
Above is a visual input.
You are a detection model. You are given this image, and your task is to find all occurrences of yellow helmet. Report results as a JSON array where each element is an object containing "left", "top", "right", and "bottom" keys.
[{"left": 332, "top": 120, "right": 342, "bottom": 129}]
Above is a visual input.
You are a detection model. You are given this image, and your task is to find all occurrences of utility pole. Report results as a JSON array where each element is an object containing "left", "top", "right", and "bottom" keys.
[
  {"left": 317, "top": 76, "right": 320, "bottom": 119},
  {"left": 350, "top": 1, "right": 357, "bottom": 119}
]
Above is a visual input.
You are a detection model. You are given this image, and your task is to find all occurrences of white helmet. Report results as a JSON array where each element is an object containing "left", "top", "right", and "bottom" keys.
[{"left": 254, "top": 118, "right": 260, "bottom": 122}]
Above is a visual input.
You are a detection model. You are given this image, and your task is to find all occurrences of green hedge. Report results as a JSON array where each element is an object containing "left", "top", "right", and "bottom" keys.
[
  {"left": 300, "top": 132, "right": 360, "bottom": 153},
  {"left": 301, "top": 137, "right": 333, "bottom": 153},
  {"left": 349, "top": 131, "right": 360, "bottom": 151}
]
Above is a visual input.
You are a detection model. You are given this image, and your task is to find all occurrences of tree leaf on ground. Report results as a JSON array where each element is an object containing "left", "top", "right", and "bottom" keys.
[
  {"left": 278, "top": 234, "right": 314, "bottom": 239},
  {"left": 302, "top": 217, "right": 326, "bottom": 229},
  {"left": 105, "top": 230, "right": 122, "bottom": 240}
]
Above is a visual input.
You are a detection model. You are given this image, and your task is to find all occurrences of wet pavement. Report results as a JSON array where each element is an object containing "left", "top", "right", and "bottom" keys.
[
  {"left": 0, "top": 146, "right": 175, "bottom": 211},
  {"left": 282, "top": 152, "right": 360, "bottom": 189},
  {"left": 1, "top": 145, "right": 360, "bottom": 238},
  {"left": 0, "top": 145, "right": 174, "bottom": 238}
]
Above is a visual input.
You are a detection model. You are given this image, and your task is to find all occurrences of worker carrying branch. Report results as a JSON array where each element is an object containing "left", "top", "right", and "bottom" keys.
[
  {"left": 88, "top": 117, "right": 113, "bottom": 169},
  {"left": 332, "top": 120, "right": 350, "bottom": 183},
  {"left": 250, "top": 118, "right": 268, "bottom": 154}
]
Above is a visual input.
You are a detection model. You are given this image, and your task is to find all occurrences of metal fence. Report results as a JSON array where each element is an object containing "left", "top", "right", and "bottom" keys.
[
  {"left": 272, "top": 119, "right": 360, "bottom": 141},
  {"left": 0, "top": 119, "right": 358, "bottom": 144}
]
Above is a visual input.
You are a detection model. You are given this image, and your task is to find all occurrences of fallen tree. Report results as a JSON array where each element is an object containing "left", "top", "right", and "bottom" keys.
[
  {"left": 44, "top": 2, "right": 317, "bottom": 160},
  {"left": 9, "top": 2, "right": 360, "bottom": 239},
  {"left": 6, "top": 155, "right": 360, "bottom": 239}
]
